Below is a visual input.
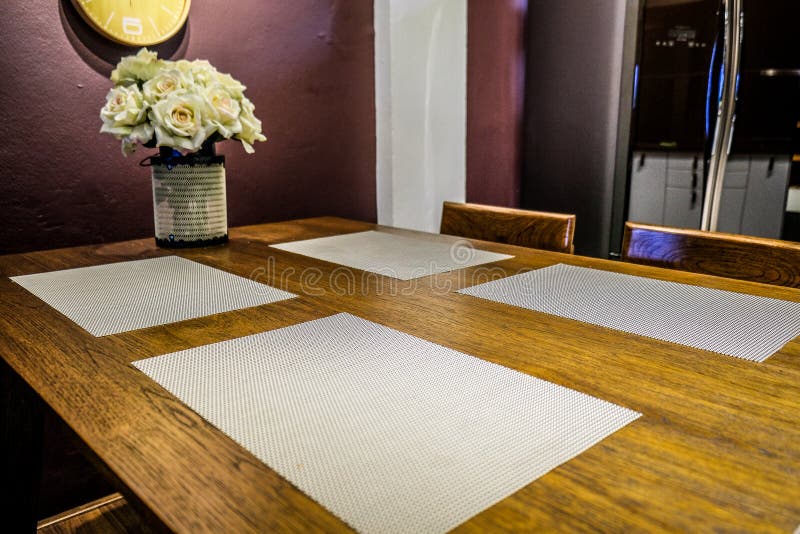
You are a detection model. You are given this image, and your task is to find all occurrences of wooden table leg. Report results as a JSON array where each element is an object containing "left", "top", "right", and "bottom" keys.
[{"left": 0, "top": 359, "right": 43, "bottom": 533}]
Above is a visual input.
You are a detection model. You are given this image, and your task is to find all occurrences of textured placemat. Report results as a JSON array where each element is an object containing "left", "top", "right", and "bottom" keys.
[
  {"left": 133, "top": 313, "right": 640, "bottom": 534},
  {"left": 458, "top": 263, "right": 800, "bottom": 362},
  {"left": 11, "top": 256, "right": 296, "bottom": 336},
  {"left": 271, "top": 230, "right": 513, "bottom": 280}
]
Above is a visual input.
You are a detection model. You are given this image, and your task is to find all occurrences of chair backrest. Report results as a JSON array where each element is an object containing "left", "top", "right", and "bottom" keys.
[
  {"left": 440, "top": 201, "right": 576, "bottom": 254},
  {"left": 621, "top": 221, "right": 800, "bottom": 288}
]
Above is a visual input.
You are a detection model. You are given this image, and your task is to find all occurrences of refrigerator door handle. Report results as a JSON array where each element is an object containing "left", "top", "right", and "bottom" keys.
[
  {"left": 726, "top": 117, "right": 736, "bottom": 156},
  {"left": 701, "top": 0, "right": 744, "bottom": 232}
]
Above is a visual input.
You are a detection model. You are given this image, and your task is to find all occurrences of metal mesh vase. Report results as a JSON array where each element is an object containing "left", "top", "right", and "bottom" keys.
[{"left": 151, "top": 145, "right": 228, "bottom": 248}]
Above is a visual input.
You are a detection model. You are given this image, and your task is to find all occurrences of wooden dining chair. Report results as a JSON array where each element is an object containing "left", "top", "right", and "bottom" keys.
[
  {"left": 440, "top": 202, "right": 576, "bottom": 254},
  {"left": 621, "top": 221, "right": 800, "bottom": 288}
]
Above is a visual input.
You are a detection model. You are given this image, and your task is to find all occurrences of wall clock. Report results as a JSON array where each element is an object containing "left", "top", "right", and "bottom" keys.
[{"left": 70, "top": 0, "right": 191, "bottom": 46}]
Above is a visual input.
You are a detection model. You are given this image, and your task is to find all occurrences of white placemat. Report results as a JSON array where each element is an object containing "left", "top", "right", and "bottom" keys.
[
  {"left": 133, "top": 313, "right": 640, "bottom": 534},
  {"left": 271, "top": 230, "right": 513, "bottom": 280},
  {"left": 11, "top": 256, "right": 296, "bottom": 336},
  {"left": 458, "top": 263, "right": 800, "bottom": 362}
]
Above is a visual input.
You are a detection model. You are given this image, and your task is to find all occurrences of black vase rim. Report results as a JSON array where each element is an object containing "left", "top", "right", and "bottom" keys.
[{"left": 153, "top": 145, "right": 225, "bottom": 166}]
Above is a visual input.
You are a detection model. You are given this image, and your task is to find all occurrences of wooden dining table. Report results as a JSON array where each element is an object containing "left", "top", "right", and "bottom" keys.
[{"left": 1, "top": 217, "right": 799, "bottom": 533}]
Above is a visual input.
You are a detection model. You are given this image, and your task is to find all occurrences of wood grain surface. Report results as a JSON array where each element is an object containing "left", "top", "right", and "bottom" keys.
[
  {"left": 1, "top": 216, "right": 799, "bottom": 533},
  {"left": 440, "top": 201, "right": 576, "bottom": 253},
  {"left": 622, "top": 221, "right": 800, "bottom": 288}
]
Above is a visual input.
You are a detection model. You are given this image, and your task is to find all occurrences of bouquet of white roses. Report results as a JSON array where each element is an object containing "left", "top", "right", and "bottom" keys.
[{"left": 100, "top": 49, "right": 266, "bottom": 156}]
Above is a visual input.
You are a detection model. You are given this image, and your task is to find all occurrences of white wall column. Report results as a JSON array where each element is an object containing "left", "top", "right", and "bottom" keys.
[{"left": 374, "top": 0, "right": 467, "bottom": 232}]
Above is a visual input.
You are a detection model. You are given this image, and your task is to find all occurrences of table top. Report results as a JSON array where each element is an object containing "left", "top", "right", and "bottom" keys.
[{"left": 1, "top": 217, "right": 798, "bottom": 532}]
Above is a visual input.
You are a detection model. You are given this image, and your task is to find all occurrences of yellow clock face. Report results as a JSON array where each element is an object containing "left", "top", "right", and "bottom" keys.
[{"left": 71, "top": 0, "right": 191, "bottom": 46}]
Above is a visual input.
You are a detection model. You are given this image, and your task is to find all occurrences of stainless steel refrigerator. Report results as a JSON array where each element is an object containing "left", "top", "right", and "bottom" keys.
[{"left": 521, "top": 0, "right": 800, "bottom": 258}]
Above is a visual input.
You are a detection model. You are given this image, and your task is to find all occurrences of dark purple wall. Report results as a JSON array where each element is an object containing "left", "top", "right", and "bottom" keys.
[
  {"left": 0, "top": 1, "right": 376, "bottom": 254},
  {"left": 466, "top": 0, "right": 526, "bottom": 208}
]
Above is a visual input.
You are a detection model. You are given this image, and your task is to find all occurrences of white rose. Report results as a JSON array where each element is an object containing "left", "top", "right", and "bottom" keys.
[
  {"left": 120, "top": 123, "right": 155, "bottom": 156},
  {"left": 150, "top": 91, "right": 210, "bottom": 153},
  {"left": 142, "top": 69, "right": 190, "bottom": 103},
  {"left": 110, "top": 48, "right": 162, "bottom": 86},
  {"left": 190, "top": 60, "right": 218, "bottom": 86},
  {"left": 173, "top": 59, "right": 193, "bottom": 73},
  {"left": 171, "top": 60, "right": 195, "bottom": 84},
  {"left": 202, "top": 84, "right": 242, "bottom": 139},
  {"left": 235, "top": 97, "right": 266, "bottom": 154},
  {"left": 101, "top": 51, "right": 263, "bottom": 156},
  {"left": 100, "top": 85, "right": 149, "bottom": 136},
  {"left": 214, "top": 71, "right": 246, "bottom": 98}
]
